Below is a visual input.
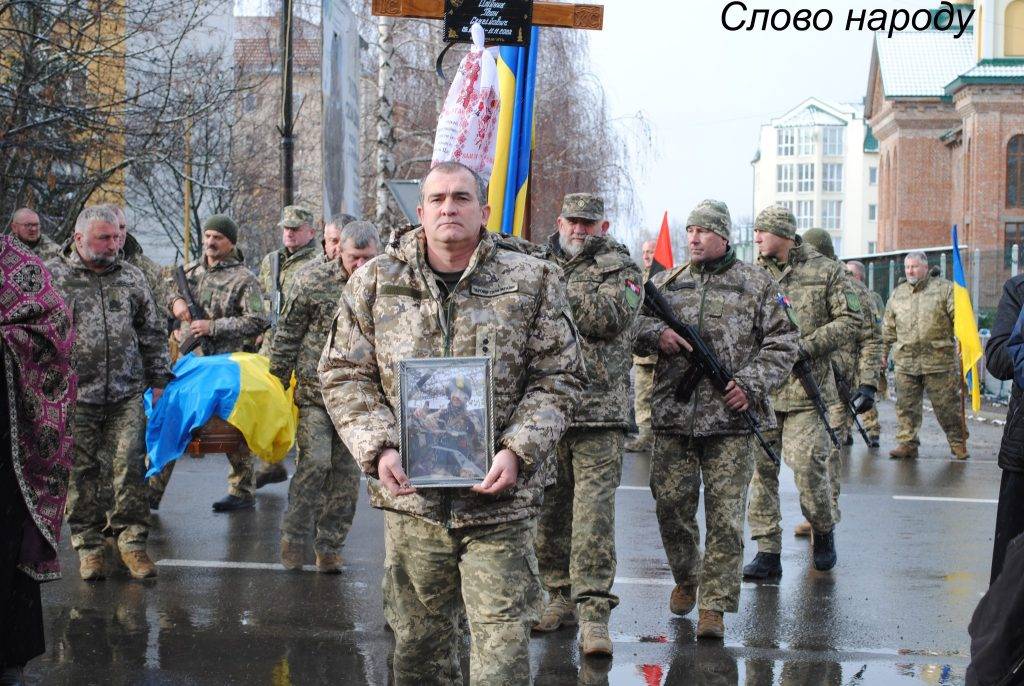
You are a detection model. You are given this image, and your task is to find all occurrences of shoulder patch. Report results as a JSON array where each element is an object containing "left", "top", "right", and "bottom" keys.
[
  {"left": 776, "top": 292, "right": 800, "bottom": 329},
  {"left": 624, "top": 279, "right": 641, "bottom": 308},
  {"left": 845, "top": 290, "right": 862, "bottom": 312}
]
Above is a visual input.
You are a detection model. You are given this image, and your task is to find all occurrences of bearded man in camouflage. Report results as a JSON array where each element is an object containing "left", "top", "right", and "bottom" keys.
[
  {"left": 318, "top": 161, "right": 584, "bottom": 685},
  {"left": 635, "top": 200, "right": 798, "bottom": 639},
  {"left": 269, "top": 220, "right": 379, "bottom": 573}
]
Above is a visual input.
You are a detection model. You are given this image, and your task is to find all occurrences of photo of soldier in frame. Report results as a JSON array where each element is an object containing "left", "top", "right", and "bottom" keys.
[{"left": 398, "top": 357, "right": 494, "bottom": 487}]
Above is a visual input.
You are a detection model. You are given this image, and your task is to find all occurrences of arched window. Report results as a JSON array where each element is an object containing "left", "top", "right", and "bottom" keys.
[
  {"left": 1007, "top": 0, "right": 1024, "bottom": 57},
  {"left": 1009, "top": 135, "right": 1024, "bottom": 208}
]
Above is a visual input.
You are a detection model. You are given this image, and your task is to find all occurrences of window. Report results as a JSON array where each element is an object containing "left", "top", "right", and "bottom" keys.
[
  {"left": 776, "top": 164, "right": 794, "bottom": 193},
  {"left": 798, "top": 127, "right": 815, "bottom": 156},
  {"left": 822, "top": 200, "right": 843, "bottom": 229},
  {"left": 868, "top": 204, "right": 877, "bottom": 221},
  {"left": 796, "top": 200, "right": 815, "bottom": 229},
  {"left": 832, "top": 236, "right": 842, "bottom": 256},
  {"left": 869, "top": 166, "right": 878, "bottom": 185},
  {"left": 1009, "top": 135, "right": 1024, "bottom": 208},
  {"left": 868, "top": 241, "right": 877, "bottom": 254},
  {"left": 823, "top": 126, "right": 844, "bottom": 156},
  {"left": 822, "top": 163, "right": 843, "bottom": 192},
  {"left": 1005, "top": 222, "right": 1024, "bottom": 267},
  {"left": 777, "top": 128, "right": 795, "bottom": 156},
  {"left": 797, "top": 163, "right": 815, "bottom": 192}
]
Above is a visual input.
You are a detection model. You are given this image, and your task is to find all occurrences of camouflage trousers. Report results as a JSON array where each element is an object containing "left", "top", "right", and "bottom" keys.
[
  {"left": 650, "top": 433, "right": 754, "bottom": 614},
  {"left": 827, "top": 401, "right": 846, "bottom": 523},
  {"left": 151, "top": 441, "right": 257, "bottom": 499},
  {"left": 633, "top": 362, "right": 655, "bottom": 430},
  {"left": 535, "top": 428, "right": 623, "bottom": 623},
  {"left": 382, "top": 512, "right": 541, "bottom": 686},
  {"left": 894, "top": 368, "right": 969, "bottom": 450},
  {"left": 748, "top": 409, "right": 836, "bottom": 553},
  {"left": 281, "top": 404, "right": 361, "bottom": 554},
  {"left": 67, "top": 396, "right": 151, "bottom": 556}
]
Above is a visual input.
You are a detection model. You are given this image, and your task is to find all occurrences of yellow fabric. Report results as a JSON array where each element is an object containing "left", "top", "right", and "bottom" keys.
[
  {"left": 486, "top": 57, "right": 517, "bottom": 233},
  {"left": 226, "top": 353, "right": 298, "bottom": 462},
  {"left": 953, "top": 284, "right": 983, "bottom": 412}
]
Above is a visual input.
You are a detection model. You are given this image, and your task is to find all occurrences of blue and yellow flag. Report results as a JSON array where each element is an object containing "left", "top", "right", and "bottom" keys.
[
  {"left": 143, "top": 353, "right": 298, "bottom": 477},
  {"left": 487, "top": 27, "right": 539, "bottom": 237},
  {"left": 951, "top": 226, "right": 983, "bottom": 412}
]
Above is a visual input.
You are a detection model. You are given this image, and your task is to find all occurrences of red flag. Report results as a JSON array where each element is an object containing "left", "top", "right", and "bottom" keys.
[{"left": 649, "top": 211, "right": 674, "bottom": 276}]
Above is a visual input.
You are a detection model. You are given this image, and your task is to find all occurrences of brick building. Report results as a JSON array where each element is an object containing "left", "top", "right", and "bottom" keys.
[{"left": 865, "top": 0, "right": 1024, "bottom": 254}]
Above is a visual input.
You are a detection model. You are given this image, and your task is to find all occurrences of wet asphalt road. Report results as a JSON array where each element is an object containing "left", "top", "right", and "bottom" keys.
[{"left": 25, "top": 399, "right": 1004, "bottom": 686}]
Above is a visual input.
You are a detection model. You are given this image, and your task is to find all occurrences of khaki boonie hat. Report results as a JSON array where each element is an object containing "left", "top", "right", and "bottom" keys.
[
  {"left": 278, "top": 205, "right": 315, "bottom": 228},
  {"left": 754, "top": 204, "right": 798, "bottom": 240},
  {"left": 686, "top": 199, "right": 732, "bottom": 241},
  {"left": 560, "top": 193, "right": 604, "bottom": 222}
]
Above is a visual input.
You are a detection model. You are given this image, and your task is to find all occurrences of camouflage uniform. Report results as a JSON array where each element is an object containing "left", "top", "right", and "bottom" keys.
[
  {"left": 747, "top": 209, "right": 861, "bottom": 553},
  {"left": 16, "top": 233, "right": 62, "bottom": 262},
  {"left": 882, "top": 272, "right": 969, "bottom": 452},
  {"left": 319, "top": 226, "right": 584, "bottom": 686},
  {"left": 630, "top": 264, "right": 657, "bottom": 449},
  {"left": 532, "top": 205, "right": 642, "bottom": 625},
  {"left": 269, "top": 259, "right": 360, "bottom": 555},
  {"left": 861, "top": 290, "right": 887, "bottom": 437},
  {"left": 123, "top": 233, "right": 173, "bottom": 313},
  {"left": 47, "top": 250, "right": 171, "bottom": 559},
  {"left": 634, "top": 205, "right": 798, "bottom": 613},
  {"left": 257, "top": 235, "right": 321, "bottom": 355},
  {"left": 167, "top": 254, "right": 269, "bottom": 497}
]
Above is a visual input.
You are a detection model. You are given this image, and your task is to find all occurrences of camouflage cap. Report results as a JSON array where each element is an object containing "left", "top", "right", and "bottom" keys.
[
  {"left": 560, "top": 193, "right": 604, "bottom": 222},
  {"left": 278, "top": 205, "right": 315, "bottom": 229},
  {"left": 754, "top": 204, "right": 798, "bottom": 240},
  {"left": 203, "top": 214, "right": 238, "bottom": 244},
  {"left": 686, "top": 199, "right": 732, "bottom": 240},
  {"left": 802, "top": 228, "right": 836, "bottom": 259}
]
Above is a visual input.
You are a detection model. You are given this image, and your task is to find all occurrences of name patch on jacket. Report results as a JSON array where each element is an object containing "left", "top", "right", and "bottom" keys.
[
  {"left": 470, "top": 283, "right": 518, "bottom": 297},
  {"left": 380, "top": 285, "right": 423, "bottom": 300}
]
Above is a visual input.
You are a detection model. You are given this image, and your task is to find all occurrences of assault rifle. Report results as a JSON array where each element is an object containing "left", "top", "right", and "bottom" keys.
[
  {"left": 831, "top": 361, "right": 871, "bottom": 447},
  {"left": 268, "top": 251, "right": 282, "bottom": 327},
  {"left": 643, "top": 281, "right": 780, "bottom": 466},
  {"left": 174, "top": 266, "right": 208, "bottom": 355},
  {"left": 792, "top": 356, "right": 843, "bottom": 449}
]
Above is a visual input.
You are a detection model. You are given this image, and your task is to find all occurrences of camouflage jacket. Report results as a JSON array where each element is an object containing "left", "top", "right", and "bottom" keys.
[
  {"left": 635, "top": 250, "right": 799, "bottom": 436},
  {"left": 269, "top": 258, "right": 347, "bottom": 407},
  {"left": 16, "top": 233, "right": 62, "bottom": 262},
  {"left": 170, "top": 256, "right": 269, "bottom": 356},
  {"left": 318, "top": 227, "right": 585, "bottom": 529},
  {"left": 539, "top": 233, "right": 642, "bottom": 428},
  {"left": 122, "top": 233, "right": 173, "bottom": 314},
  {"left": 633, "top": 265, "right": 658, "bottom": 366},
  {"left": 47, "top": 250, "right": 171, "bottom": 405},
  {"left": 832, "top": 276, "right": 884, "bottom": 390},
  {"left": 757, "top": 242, "right": 861, "bottom": 412},
  {"left": 882, "top": 273, "right": 957, "bottom": 375}
]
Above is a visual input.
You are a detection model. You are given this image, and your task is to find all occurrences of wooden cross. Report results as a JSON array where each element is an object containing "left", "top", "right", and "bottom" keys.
[{"left": 371, "top": 0, "right": 604, "bottom": 31}]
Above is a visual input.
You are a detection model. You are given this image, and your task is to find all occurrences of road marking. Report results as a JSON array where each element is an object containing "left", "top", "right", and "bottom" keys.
[
  {"left": 614, "top": 576, "right": 675, "bottom": 586},
  {"left": 893, "top": 495, "right": 997, "bottom": 504},
  {"left": 618, "top": 485, "right": 650, "bottom": 491},
  {"left": 157, "top": 559, "right": 320, "bottom": 573}
]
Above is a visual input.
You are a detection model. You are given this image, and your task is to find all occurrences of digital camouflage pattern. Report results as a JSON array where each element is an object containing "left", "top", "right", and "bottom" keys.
[
  {"left": 47, "top": 251, "right": 171, "bottom": 405},
  {"left": 651, "top": 433, "right": 754, "bottom": 613},
  {"left": 258, "top": 240, "right": 322, "bottom": 351},
  {"left": 559, "top": 193, "right": 604, "bottom": 221},
  {"left": 894, "top": 369, "right": 968, "bottom": 449},
  {"left": 535, "top": 428, "right": 623, "bottom": 623},
  {"left": 281, "top": 404, "right": 361, "bottom": 554},
  {"left": 16, "top": 233, "right": 62, "bottom": 262},
  {"left": 632, "top": 361, "right": 654, "bottom": 430},
  {"left": 123, "top": 233, "right": 173, "bottom": 314},
  {"left": 882, "top": 272, "right": 958, "bottom": 375},
  {"left": 834, "top": 275, "right": 884, "bottom": 391},
  {"left": 382, "top": 512, "right": 540, "bottom": 685},
  {"left": 318, "top": 227, "right": 585, "bottom": 528},
  {"left": 685, "top": 198, "right": 732, "bottom": 240},
  {"left": 269, "top": 258, "right": 348, "bottom": 407},
  {"left": 633, "top": 250, "right": 800, "bottom": 436},
  {"left": 278, "top": 205, "right": 316, "bottom": 227},
  {"left": 754, "top": 204, "right": 798, "bottom": 240}
]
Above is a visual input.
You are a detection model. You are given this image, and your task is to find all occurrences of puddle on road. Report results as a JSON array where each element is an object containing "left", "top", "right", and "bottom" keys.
[{"left": 597, "top": 660, "right": 965, "bottom": 685}]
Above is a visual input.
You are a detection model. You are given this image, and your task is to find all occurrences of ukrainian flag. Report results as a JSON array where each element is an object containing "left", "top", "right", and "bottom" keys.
[
  {"left": 143, "top": 353, "right": 298, "bottom": 477},
  {"left": 487, "top": 27, "right": 539, "bottom": 237},
  {"left": 952, "top": 226, "right": 983, "bottom": 412}
]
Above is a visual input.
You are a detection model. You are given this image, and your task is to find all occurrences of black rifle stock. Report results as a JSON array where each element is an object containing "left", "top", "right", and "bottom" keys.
[
  {"left": 792, "top": 357, "right": 843, "bottom": 449},
  {"left": 174, "top": 266, "right": 208, "bottom": 355},
  {"left": 831, "top": 361, "right": 871, "bottom": 447},
  {"left": 643, "top": 281, "right": 780, "bottom": 466}
]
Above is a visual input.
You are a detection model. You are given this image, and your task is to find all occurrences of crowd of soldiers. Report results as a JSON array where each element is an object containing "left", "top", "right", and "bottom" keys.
[{"left": 4, "top": 158, "right": 975, "bottom": 685}]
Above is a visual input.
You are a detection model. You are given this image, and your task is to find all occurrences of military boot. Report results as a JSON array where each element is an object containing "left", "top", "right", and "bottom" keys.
[
  {"left": 532, "top": 592, "right": 577, "bottom": 632},
  {"left": 315, "top": 550, "right": 342, "bottom": 574},
  {"left": 280, "top": 539, "right": 304, "bottom": 571},
  {"left": 951, "top": 444, "right": 971, "bottom": 460},
  {"left": 742, "top": 552, "right": 782, "bottom": 580},
  {"left": 121, "top": 550, "right": 158, "bottom": 579},
  {"left": 255, "top": 462, "right": 288, "bottom": 489},
  {"left": 812, "top": 530, "right": 837, "bottom": 571},
  {"left": 669, "top": 581, "right": 697, "bottom": 616},
  {"left": 212, "top": 494, "right": 255, "bottom": 512},
  {"left": 579, "top": 621, "right": 613, "bottom": 657},
  {"left": 793, "top": 520, "right": 812, "bottom": 537},
  {"left": 696, "top": 610, "right": 725, "bottom": 640},
  {"left": 79, "top": 553, "right": 105, "bottom": 581},
  {"left": 867, "top": 434, "right": 880, "bottom": 448},
  {"left": 889, "top": 444, "right": 918, "bottom": 459}
]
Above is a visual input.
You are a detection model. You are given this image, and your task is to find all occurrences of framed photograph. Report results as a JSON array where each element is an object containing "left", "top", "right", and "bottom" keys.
[{"left": 398, "top": 357, "right": 494, "bottom": 488}]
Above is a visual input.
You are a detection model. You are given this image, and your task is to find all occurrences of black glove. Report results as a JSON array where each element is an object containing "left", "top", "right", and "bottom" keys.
[{"left": 851, "top": 385, "right": 876, "bottom": 414}]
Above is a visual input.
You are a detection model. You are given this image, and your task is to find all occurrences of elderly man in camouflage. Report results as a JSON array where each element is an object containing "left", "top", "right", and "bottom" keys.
[
  {"left": 269, "top": 221, "right": 380, "bottom": 574},
  {"left": 8, "top": 208, "right": 61, "bottom": 261},
  {"left": 256, "top": 205, "right": 324, "bottom": 488},
  {"left": 847, "top": 260, "right": 888, "bottom": 443},
  {"left": 47, "top": 206, "right": 172, "bottom": 581},
  {"left": 883, "top": 251, "right": 969, "bottom": 460},
  {"left": 318, "top": 161, "right": 584, "bottom": 686},
  {"left": 169, "top": 215, "right": 270, "bottom": 511},
  {"left": 743, "top": 206, "right": 860, "bottom": 579},
  {"left": 626, "top": 239, "right": 658, "bottom": 454},
  {"left": 635, "top": 200, "right": 798, "bottom": 639},
  {"left": 530, "top": 193, "right": 641, "bottom": 656}
]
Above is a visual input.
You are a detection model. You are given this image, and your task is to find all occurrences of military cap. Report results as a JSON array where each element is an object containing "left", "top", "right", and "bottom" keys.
[
  {"left": 686, "top": 199, "right": 732, "bottom": 240},
  {"left": 203, "top": 214, "right": 238, "bottom": 244},
  {"left": 802, "top": 228, "right": 836, "bottom": 259},
  {"left": 278, "top": 205, "right": 315, "bottom": 229},
  {"left": 560, "top": 193, "right": 604, "bottom": 222},
  {"left": 754, "top": 204, "right": 798, "bottom": 240}
]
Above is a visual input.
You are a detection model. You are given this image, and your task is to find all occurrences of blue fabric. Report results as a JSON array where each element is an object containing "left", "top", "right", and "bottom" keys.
[{"left": 143, "top": 353, "right": 241, "bottom": 477}]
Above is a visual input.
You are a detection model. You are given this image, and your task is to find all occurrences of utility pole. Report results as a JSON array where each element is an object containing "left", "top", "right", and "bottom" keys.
[{"left": 279, "top": 0, "right": 295, "bottom": 207}]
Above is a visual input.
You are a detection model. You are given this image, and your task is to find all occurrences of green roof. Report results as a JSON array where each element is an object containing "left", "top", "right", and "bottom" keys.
[
  {"left": 945, "top": 58, "right": 1024, "bottom": 94},
  {"left": 875, "top": 30, "right": 976, "bottom": 98}
]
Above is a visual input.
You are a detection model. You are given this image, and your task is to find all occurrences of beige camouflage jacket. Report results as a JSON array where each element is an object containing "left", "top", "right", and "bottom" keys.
[
  {"left": 269, "top": 258, "right": 347, "bottom": 407},
  {"left": 318, "top": 227, "right": 585, "bottom": 529},
  {"left": 633, "top": 265, "right": 657, "bottom": 366},
  {"left": 540, "top": 233, "right": 642, "bottom": 428},
  {"left": 169, "top": 256, "right": 269, "bottom": 356},
  {"left": 832, "top": 276, "right": 884, "bottom": 390},
  {"left": 882, "top": 273, "right": 957, "bottom": 375},
  {"left": 758, "top": 242, "right": 861, "bottom": 412},
  {"left": 635, "top": 250, "right": 799, "bottom": 436},
  {"left": 122, "top": 234, "right": 173, "bottom": 313},
  {"left": 47, "top": 250, "right": 171, "bottom": 405},
  {"left": 17, "top": 233, "right": 62, "bottom": 262}
]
